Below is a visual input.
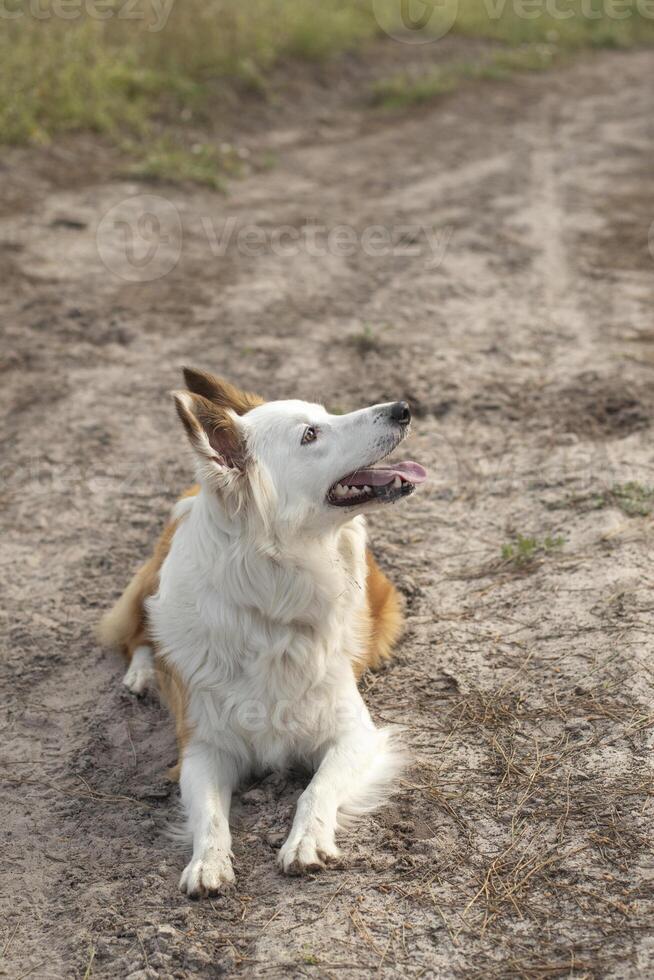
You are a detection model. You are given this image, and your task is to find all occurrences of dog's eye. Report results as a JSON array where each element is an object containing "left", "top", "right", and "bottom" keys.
[{"left": 302, "top": 426, "right": 318, "bottom": 445}]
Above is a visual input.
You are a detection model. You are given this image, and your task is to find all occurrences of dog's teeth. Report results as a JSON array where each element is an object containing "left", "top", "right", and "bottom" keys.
[
  {"left": 363, "top": 486, "right": 371, "bottom": 494},
  {"left": 335, "top": 484, "right": 346, "bottom": 497},
  {"left": 393, "top": 476, "right": 402, "bottom": 489}
]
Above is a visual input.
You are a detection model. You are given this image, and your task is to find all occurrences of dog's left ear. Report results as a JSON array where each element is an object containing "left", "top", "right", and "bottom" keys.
[
  {"left": 182, "top": 367, "right": 263, "bottom": 416},
  {"left": 173, "top": 390, "right": 247, "bottom": 471}
]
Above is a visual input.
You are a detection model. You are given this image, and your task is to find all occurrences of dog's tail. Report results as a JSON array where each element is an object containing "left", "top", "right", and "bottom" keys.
[
  {"left": 96, "top": 564, "right": 148, "bottom": 659},
  {"left": 337, "top": 727, "right": 408, "bottom": 829}
]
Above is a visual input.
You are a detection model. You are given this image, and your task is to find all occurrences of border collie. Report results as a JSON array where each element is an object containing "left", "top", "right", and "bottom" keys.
[{"left": 99, "top": 368, "right": 426, "bottom": 897}]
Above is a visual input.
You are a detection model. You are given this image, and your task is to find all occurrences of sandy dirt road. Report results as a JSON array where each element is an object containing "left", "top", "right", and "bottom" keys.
[{"left": 1, "top": 49, "right": 654, "bottom": 979}]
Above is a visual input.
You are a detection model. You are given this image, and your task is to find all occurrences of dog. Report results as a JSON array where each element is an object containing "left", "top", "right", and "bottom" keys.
[{"left": 98, "top": 368, "right": 426, "bottom": 897}]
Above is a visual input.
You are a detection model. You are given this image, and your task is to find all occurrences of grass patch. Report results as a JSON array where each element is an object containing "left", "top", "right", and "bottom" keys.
[
  {"left": 126, "top": 136, "right": 241, "bottom": 189},
  {"left": 418, "top": 674, "right": 654, "bottom": 959},
  {"left": 453, "top": 531, "right": 566, "bottom": 580},
  {"left": 371, "top": 65, "right": 462, "bottom": 108},
  {"left": 0, "top": 0, "right": 383, "bottom": 145},
  {"left": 376, "top": 0, "right": 654, "bottom": 51},
  {"left": 2, "top": 0, "right": 654, "bottom": 153},
  {"left": 0, "top": 23, "right": 154, "bottom": 143},
  {"left": 548, "top": 481, "right": 654, "bottom": 517},
  {"left": 454, "top": 0, "right": 654, "bottom": 49},
  {"left": 345, "top": 324, "right": 388, "bottom": 356},
  {"left": 501, "top": 533, "right": 565, "bottom": 566},
  {"left": 371, "top": 44, "right": 557, "bottom": 108},
  {"left": 611, "top": 482, "right": 654, "bottom": 516}
]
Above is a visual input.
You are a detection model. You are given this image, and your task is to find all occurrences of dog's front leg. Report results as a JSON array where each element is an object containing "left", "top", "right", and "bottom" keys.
[
  {"left": 179, "top": 741, "right": 237, "bottom": 897},
  {"left": 278, "top": 722, "right": 402, "bottom": 875}
]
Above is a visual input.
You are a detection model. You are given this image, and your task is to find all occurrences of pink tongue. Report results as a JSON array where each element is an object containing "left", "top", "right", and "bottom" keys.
[{"left": 345, "top": 461, "right": 427, "bottom": 487}]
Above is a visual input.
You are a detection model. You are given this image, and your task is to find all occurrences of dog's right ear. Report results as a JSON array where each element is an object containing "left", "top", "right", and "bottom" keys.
[
  {"left": 182, "top": 367, "right": 263, "bottom": 416},
  {"left": 173, "top": 391, "right": 247, "bottom": 472}
]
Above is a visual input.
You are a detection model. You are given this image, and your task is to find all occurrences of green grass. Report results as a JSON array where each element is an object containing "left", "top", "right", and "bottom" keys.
[
  {"left": 126, "top": 136, "right": 241, "bottom": 189},
  {"left": 346, "top": 323, "right": 386, "bottom": 356},
  {"left": 547, "top": 481, "right": 654, "bottom": 517},
  {"left": 501, "top": 533, "right": 565, "bottom": 565},
  {"left": 454, "top": 0, "right": 654, "bottom": 49},
  {"left": 2, "top": 0, "right": 654, "bottom": 152},
  {"left": 0, "top": 23, "right": 151, "bottom": 143},
  {"left": 371, "top": 44, "right": 557, "bottom": 108},
  {"left": 610, "top": 482, "right": 654, "bottom": 516},
  {"left": 0, "top": 0, "right": 382, "bottom": 144}
]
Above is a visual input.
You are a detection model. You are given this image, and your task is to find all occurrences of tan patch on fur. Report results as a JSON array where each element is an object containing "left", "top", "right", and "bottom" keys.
[
  {"left": 155, "top": 657, "right": 193, "bottom": 781},
  {"left": 97, "top": 485, "right": 201, "bottom": 778},
  {"left": 355, "top": 550, "right": 404, "bottom": 679},
  {"left": 97, "top": 493, "right": 195, "bottom": 659},
  {"left": 182, "top": 367, "right": 263, "bottom": 415},
  {"left": 173, "top": 391, "right": 247, "bottom": 468}
]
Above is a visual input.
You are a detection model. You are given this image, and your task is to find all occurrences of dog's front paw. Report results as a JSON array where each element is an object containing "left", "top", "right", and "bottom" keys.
[
  {"left": 179, "top": 850, "right": 235, "bottom": 898},
  {"left": 278, "top": 829, "right": 340, "bottom": 875}
]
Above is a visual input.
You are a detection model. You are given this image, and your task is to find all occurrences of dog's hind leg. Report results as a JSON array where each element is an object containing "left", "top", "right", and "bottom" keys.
[
  {"left": 98, "top": 562, "right": 156, "bottom": 696},
  {"left": 123, "top": 642, "right": 156, "bottom": 697}
]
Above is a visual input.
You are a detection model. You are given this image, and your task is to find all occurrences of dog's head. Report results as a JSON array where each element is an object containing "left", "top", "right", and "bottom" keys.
[{"left": 174, "top": 368, "right": 426, "bottom": 535}]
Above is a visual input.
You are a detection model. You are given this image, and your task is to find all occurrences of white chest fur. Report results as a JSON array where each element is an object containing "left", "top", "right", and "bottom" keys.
[{"left": 148, "top": 493, "right": 370, "bottom": 774}]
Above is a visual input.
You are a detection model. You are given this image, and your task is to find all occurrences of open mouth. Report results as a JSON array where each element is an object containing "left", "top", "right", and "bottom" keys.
[{"left": 327, "top": 460, "right": 427, "bottom": 507}]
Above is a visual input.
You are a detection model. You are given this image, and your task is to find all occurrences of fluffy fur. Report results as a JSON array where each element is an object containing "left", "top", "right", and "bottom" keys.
[{"left": 99, "top": 370, "right": 419, "bottom": 897}]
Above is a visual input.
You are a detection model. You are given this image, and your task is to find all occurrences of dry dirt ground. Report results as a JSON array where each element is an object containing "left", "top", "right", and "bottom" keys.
[{"left": 1, "top": 46, "right": 654, "bottom": 980}]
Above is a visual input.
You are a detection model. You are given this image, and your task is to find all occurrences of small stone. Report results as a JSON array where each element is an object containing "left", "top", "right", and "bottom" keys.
[
  {"left": 157, "top": 925, "right": 177, "bottom": 950},
  {"left": 147, "top": 951, "right": 170, "bottom": 969}
]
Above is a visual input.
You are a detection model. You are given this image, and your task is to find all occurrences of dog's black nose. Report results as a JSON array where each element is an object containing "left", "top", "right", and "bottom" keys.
[{"left": 390, "top": 401, "right": 411, "bottom": 426}]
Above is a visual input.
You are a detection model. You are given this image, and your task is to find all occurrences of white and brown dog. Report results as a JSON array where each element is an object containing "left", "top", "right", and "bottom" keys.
[{"left": 99, "top": 369, "right": 426, "bottom": 897}]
